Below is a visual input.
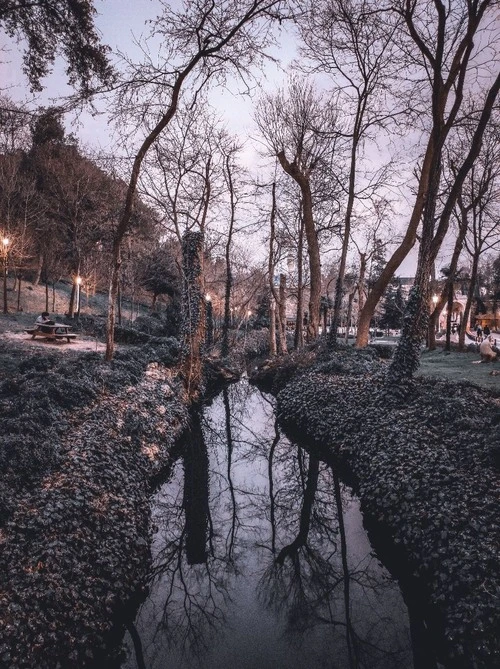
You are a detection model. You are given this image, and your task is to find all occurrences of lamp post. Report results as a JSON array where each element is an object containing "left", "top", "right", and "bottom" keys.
[
  {"left": 205, "top": 293, "right": 213, "bottom": 348},
  {"left": 244, "top": 309, "right": 251, "bottom": 346},
  {"left": 75, "top": 276, "right": 82, "bottom": 319},
  {"left": 432, "top": 294, "right": 439, "bottom": 331},
  {"left": 2, "top": 237, "right": 9, "bottom": 314}
]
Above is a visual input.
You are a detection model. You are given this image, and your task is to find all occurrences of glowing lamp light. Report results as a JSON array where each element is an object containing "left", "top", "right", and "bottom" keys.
[
  {"left": 432, "top": 294, "right": 438, "bottom": 305},
  {"left": 2, "top": 237, "right": 9, "bottom": 247},
  {"left": 205, "top": 293, "right": 211, "bottom": 302},
  {"left": 76, "top": 276, "right": 82, "bottom": 285}
]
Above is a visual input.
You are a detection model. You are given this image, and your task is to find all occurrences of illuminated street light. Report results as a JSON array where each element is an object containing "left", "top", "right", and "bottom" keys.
[
  {"left": 2, "top": 237, "right": 10, "bottom": 314},
  {"left": 205, "top": 293, "right": 213, "bottom": 347},
  {"left": 75, "top": 275, "right": 82, "bottom": 317}
]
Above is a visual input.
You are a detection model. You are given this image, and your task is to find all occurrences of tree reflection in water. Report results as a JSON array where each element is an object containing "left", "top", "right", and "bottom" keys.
[{"left": 121, "top": 381, "right": 413, "bottom": 669}]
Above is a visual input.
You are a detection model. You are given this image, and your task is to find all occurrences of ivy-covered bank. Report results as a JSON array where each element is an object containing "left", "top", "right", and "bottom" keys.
[
  {"left": 251, "top": 346, "right": 499, "bottom": 669},
  {"left": 0, "top": 339, "right": 189, "bottom": 668}
]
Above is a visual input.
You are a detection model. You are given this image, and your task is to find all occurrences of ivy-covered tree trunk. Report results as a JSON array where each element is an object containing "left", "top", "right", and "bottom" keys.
[
  {"left": 386, "top": 154, "right": 441, "bottom": 384},
  {"left": 180, "top": 231, "right": 206, "bottom": 401}
]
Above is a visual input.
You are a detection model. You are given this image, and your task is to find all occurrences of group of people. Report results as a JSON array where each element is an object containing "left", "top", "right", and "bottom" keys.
[{"left": 475, "top": 324, "right": 491, "bottom": 343}]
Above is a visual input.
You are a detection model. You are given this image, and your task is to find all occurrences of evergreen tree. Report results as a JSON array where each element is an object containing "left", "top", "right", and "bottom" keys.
[{"left": 379, "top": 280, "right": 405, "bottom": 332}]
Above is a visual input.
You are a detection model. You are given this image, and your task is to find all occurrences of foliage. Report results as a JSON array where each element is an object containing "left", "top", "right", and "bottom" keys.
[
  {"left": 0, "top": 338, "right": 189, "bottom": 668},
  {"left": 271, "top": 349, "right": 499, "bottom": 668},
  {"left": 138, "top": 243, "right": 180, "bottom": 305},
  {"left": 0, "top": 339, "right": 181, "bottom": 526},
  {"left": 0, "top": 0, "right": 114, "bottom": 94},
  {"left": 379, "top": 279, "right": 405, "bottom": 331}
]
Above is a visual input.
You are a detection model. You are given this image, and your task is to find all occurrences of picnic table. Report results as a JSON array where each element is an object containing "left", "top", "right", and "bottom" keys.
[{"left": 25, "top": 322, "right": 77, "bottom": 343}]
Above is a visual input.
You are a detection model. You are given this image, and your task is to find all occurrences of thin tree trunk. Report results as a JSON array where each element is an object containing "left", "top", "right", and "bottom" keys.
[
  {"left": 222, "top": 153, "right": 235, "bottom": 358},
  {"left": 460, "top": 255, "right": 480, "bottom": 350},
  {"left": 294, "top": 214, "right": 304, "bottom": 350},
  {"left": 329, "top": 129, "right": 360, "bottom": 350},
  {"left": 445, "top": 281, "right": 454, "bottom": 351},
  {"left": 33, "top": 254, "right": 42, "bottom": 286},
  {"left": 269, "top": 297, "right": 277, "bottom": 356},
  {"left": 16, "top": 273, "right": 21, "bottom": 312},
  {"left": 277, "top": 273, "right": 287, "bottom": 354},
  {"left": 345, "top": 290, "right": 355, "bottom": 344},
  {"left": 268, "top": 181, "right": 278, "bottom": 357}
]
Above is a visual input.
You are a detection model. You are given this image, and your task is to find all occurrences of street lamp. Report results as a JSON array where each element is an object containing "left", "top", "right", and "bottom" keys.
[
  {"left": 244, "top": 309, "right": 252, "bottom": 346},
  {"left": 432, "top": 294, "right": 439, "bottom": 331},
  {"left": 75, "top": 276, "right": 82, "bottom": 318},
  {"left": 205, "top": 293, "right": 213, "bottom": 347},
  {"left": 2, "top": 237, "right": 9, "bottom": 314}
]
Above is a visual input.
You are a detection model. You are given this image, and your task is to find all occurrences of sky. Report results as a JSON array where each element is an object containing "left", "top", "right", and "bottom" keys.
[{"left": 0, "top": 0, "right": 441, "bottom": 277}]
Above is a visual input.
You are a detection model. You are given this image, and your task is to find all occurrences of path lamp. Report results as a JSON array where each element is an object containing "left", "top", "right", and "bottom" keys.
[
  {"left": 244, "top": 309, "right": 252, "bottom": 346},
  {"left": 75, "top": 276, "right": 82, "bottom": 319},
  {"left": 2, "top": 237, "right": 9, "bottom": 314},
  {"left": 205, "top": 293, "right": 213, "bottom": 348},
  {"left": 432, "top": 294, "right": 439, "bottom": 331}
]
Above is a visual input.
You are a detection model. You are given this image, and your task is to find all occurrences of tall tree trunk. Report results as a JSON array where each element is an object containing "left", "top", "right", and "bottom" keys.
[
  {"left": 277, "top": 152, "right": 321, "bottom": 340},
  {"left": 357, "top": 252, "right": 367, "bottom": 317},
  {"left": 445, "top": 281, "right": 454, "bottom": 352},
  {"left": 460, "top": 254, "right": 480, "bottom": 350},
  {"left": 277, "top": 273, "right": 288, "bottom": 354},
  {"left": 356, "top": 138, "right": 434, "bottom": 348},
  {"left": 345, "top": 290, "right": 355, "bottom": 344},
  {"left": 268, "top": 181, "right": 278, "bottom": 357},
  {"left": 16, "top": 272, "right": 21, "bottom": 312},
  {"left": 180, "top": 231, "right": 206, "bottom": 401},
  {"left": 269, "top": 297, "right": 277, "bottom": 356},
  {"left": 294, "top": 214, "right": 304, "bottom": 350},
  {"left": 329, "top": 130, "right": 359, "bottom": 350},
  {"left": 386, "top": 142, "right": 442, "bottom": 384}
]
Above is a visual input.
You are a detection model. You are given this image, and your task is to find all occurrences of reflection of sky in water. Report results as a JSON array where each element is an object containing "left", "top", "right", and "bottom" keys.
[{"left": 121, "top": 381, "right": 413, "bottom": 669}]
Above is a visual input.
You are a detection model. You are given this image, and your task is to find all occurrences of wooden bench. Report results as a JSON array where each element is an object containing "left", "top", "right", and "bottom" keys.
[{"left": 25, "top": 323, "right": 77, "bottom": 343}]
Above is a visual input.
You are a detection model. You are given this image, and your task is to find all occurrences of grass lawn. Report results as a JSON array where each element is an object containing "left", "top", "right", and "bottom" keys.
[{"left": 417, "top": 348, "right": 500, "bottom": 393}]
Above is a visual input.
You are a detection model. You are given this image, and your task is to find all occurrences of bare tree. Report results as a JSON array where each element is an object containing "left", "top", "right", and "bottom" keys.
[
  {"left": 255, "top": 77, "right": 337, "bottom": 340},
  {"left": 357, "top": 0, "right": 500, "bottom": 359},
  {"left": 457, "top": 129, "right": 500, "bottom": 349},
  {"left": 297, "top": 0, "right": 401, "bottom": 347},
  {"left": 105, "top": 0, "right": 289, "bottom": 360}
]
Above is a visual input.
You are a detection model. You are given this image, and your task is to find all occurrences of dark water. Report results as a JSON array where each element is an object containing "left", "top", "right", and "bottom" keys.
[{"left": 120, "top": 380, "right": 414, "bottom": 669}]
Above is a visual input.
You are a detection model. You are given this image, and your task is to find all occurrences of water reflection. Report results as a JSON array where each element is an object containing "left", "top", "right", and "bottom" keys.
[{"left": 121, "top": 381, "right": 413, "bottom": 669}]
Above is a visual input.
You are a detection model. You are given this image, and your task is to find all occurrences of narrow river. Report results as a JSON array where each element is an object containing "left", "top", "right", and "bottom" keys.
[{"left": 120, "top": 380, "right": 415, "bottom": 669}]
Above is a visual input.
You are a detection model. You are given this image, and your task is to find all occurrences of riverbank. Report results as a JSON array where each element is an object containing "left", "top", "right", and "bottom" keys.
[
  {"left": 0, "top": 334, "right": 189, "bottom": 668},
  {"left": 250, "top": 345, "right": 499, "bottom": 668}
]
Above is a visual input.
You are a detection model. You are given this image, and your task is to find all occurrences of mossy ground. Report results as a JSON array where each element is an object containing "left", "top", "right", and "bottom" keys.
[{"left": 0, "top": 330, "right": 188, "bottom": 668}]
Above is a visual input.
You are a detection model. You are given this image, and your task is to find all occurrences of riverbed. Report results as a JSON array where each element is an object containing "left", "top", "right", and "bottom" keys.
[{"left": 112, "top": 380, "right": 420, "bottom": 669}]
